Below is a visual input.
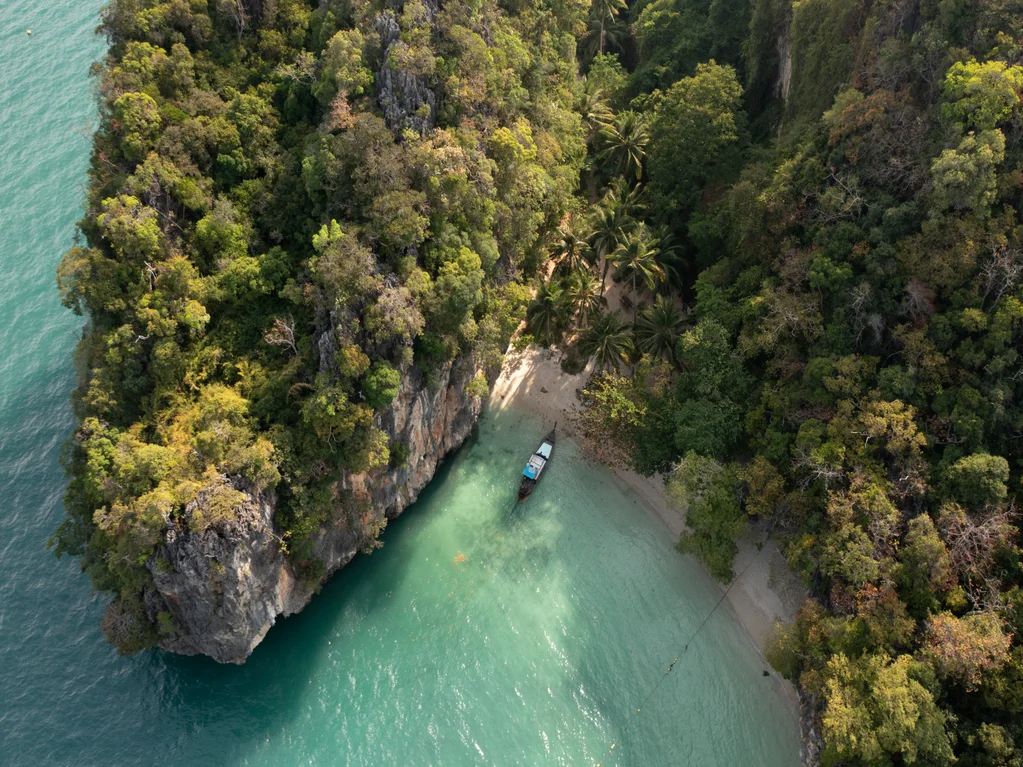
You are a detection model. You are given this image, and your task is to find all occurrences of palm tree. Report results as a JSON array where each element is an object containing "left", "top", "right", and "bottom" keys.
[
  {"left": 619, "top": 180, "right": 647, "bottom": 214},
  {"left": 550, "top": 227, "right": 594, "bottom": 278},
  {"left": 650, "top": 225, "right": 688, "bottom": 295},
  {"left": 579, "top": 310, "right": 633, "bottom": 371},
  {"left": 580, "top": 0, "right": 628, "bottom": 59},
  {"left": 565, "top": 268, "right": 605, "bottom": 327},
  {"left": 597, "top": 111, "right": 649, "bottom": 183},
  {"left": 635, "top": 294, "right": 687, "bottom": 365},
  {"left": 610, "top": 229, "right": 665, "bottom": 314},
  {"left": 526, "top": 278, "right": 569, "bottom": 346},
  {"left": 588, "top": 202, "right": 627, "bottom": 262},
  {"left": 580, "top": 15, "right": 629, "bottom": 61},
  {"left": 578, "top": 87, "right": 613, "bottom": 146},
  {"left": 588, "top": 180, "right": 643, "bottom": 288}
]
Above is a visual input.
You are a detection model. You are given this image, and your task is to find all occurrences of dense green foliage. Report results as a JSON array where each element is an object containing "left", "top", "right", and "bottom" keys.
[
  {"left": 53, "top": 0, "right": 585, "bottom": 652},
  {"left": 52, "top": 0, "right": 1023, "bottom": 757},
  {"left": 553, "top": 0, "right": 1023, "bottom": 762}
]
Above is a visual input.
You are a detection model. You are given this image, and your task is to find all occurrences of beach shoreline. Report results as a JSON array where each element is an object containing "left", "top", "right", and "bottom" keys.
[{"left": 487, "top": 346, "right": 806, "bottom": 710}]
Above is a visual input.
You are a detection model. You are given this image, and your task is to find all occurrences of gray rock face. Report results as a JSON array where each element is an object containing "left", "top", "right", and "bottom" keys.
[
  {"left": 146, "top": 356, "right": 484, "bottom": 663},
  {"left": 374, "top": 5, "right": 437, "bottom": 134},
  {"left": 350, "top": 359, "right": 482, "bottom": 517},
  {"left": 147, "top": 483, "right": 299, "bottom": 663},
  {"left": 799, "top": 691, "right": 823, "bottom": 767},
  {"left": 776, "top": 21, "right": 792, "bottom": 106}
]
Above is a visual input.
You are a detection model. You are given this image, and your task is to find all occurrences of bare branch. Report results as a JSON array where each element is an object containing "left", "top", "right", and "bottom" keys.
[{"left": 263, "top": 315, "right": 299, "bottom": 357}]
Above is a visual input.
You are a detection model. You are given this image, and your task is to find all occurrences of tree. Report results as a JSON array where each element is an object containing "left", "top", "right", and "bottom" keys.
[
  {"left": 647, "top": 62, "right": 745, "bottom": 223},
  {"left": 550, "top": 227, "right": 594, "bottom": 277},
  {"left": 362, "top": 362, "right": 401, "bottom": 410},
  {"left": 577, "top": 86, "right": 613, "bottom": 146},
  {"left": 651, "top": 225, "right": 687, "bottom": 293},
  {"left": 101, "top": 598, "right": 159, "bottom": 655},
  {"left": 586, "top": 53, "right": 628, "bottom": 108},
  {"left": 564, "top": 268, "right": 605, "bottom": 327},
  {"left": 263, "top": 315, "right": 299, "bottom": 357},
  {"left": 610, "top": 229, "right": 665, "bottom": 313},
  {"left": 672, "top": 320, "right": 750, "bottom": 458},
  {"left": 739, "top": 456, "right": 786, "bottom": 520},
  {"left": 578, "top": 310, "right": 633, "bottom": 371},
  {"left": 945, "top": 453, "right": 1010, "bottom": 509},
  {"left": 97, "top": 195, "right": 163, "bottom": 261},
  {"left": 526, "top": 278, "right": 570, "bottom": 346},
  {"left": 942, "top": 59, "right": 1023, "bottom": 131},
  {"left": 364, "top": 284, "right": 426, "bottom": 355},
  {"left": 588, "top": 181, "right": 641, "bottom": 288},
  {"left": 669, "top": 452, "right": 746, "bottom": 580},
  {"left": 821, "top": 653, "right": 955, "bottom": 765},
  {"left": 635, "top": 294, "right": 686, "bottom": 364},
  {"left": 938, "top": 502, "right": 1016, "bottom": 604},
  {"left": 930, "top": 129, "right": 1005, "bottom": 213},
  {"left": 583, "top": 0, "right": 628, "bottom": 59},
  {"left": 922, "top": 612, "right": 1011, "bottom": 689},
  {"left": 597, "top": 111, "right": 649, "bottom": 183},
  {"left": 315, "top": 29, "right": 373, "bottom": 105},
  {"left": 431, "top": 247, "right": 485, "bottom": 335},
  {"left": 194, "top": 198, "right": 248, "bottom": 263},
  {"left": 577, "top": 372, "right": 645, "bottom": 465},
  {"left": 310, "top": 220, "right": 377, "bottom": 307},
  {"left": 897, "top": 514, "right": 953, "bottom": 616},
  {"left": 858, "top": 399, "right": 927, "bottom": 485},
  {"left": 112, "top": 92, "right": 161, "bottom": 161},
  {"left": 819, "top": 488, "right": 887, "bottom": 589}
]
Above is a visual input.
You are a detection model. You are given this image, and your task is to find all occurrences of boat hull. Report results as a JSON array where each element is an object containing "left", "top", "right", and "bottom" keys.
[
  {"left": 517, "top": 426, "right": 556, "bottom": 501},
  {"left": 517, "top": 478, "right": 537, "bottom": 501}
]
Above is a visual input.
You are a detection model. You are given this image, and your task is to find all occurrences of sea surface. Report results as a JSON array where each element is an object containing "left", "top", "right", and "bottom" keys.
[{"left": 0, "top": 2, "right": 800, "bottom": 765}]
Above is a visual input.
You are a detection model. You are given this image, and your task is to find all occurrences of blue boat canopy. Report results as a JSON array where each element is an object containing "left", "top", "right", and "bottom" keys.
[{"left": 522, "top": 454, "right": 546, "bottom": 479}]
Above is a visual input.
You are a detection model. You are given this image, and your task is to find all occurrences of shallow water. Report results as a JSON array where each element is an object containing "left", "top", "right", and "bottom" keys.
[{"left": 0, "top": 3, "right": 800, "bottom": 764}]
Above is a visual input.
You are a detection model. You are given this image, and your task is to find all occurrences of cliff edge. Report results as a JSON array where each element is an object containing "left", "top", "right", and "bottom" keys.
[{"left": 146, "top": 358, "right": 482, "bottom": 663}]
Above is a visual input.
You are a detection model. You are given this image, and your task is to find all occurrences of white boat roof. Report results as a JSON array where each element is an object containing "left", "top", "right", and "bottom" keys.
[
  {"left": 537, "top": 442, "right": 553, "bottom": 459},
  {"left": 527, "top": 455, "right": 546, "bottom": 470}
]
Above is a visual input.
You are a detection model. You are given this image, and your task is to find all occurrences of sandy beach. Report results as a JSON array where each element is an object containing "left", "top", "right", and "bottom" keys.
[{"left": 487, "top": 346, "right": 806, "bottom": 704}]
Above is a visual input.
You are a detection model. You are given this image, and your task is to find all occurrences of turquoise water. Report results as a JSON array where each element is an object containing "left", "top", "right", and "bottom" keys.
[{"left": 0, "top": 3, "right": 799, "bottom": 764}]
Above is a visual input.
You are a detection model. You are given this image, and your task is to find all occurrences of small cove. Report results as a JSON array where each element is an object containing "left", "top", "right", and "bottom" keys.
[{"left": 0, "top": 3, "right": 800, "bottom": 763}]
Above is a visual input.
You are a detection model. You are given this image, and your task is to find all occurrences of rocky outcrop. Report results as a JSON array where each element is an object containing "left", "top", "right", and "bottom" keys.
[
  {"left": 137, "top": 0, "right": 488, "bottom": 666},
  {"left": 346, "top": 360, "right": 482, "bottom": 517},
  {"left": 146, "top": 483, "right": 298, "bottom": 663},
  {"left": 776, "top": 22, "right": 792, "bottom": 107},
  {"left": 145, "top": 356, "right": 484, "bottom": 663},
  {"left": 374, "top": 3, "right": 438, "bottom": 135},
  {"left": 799, "top": 690, "right": 823, "bottom": 767}
]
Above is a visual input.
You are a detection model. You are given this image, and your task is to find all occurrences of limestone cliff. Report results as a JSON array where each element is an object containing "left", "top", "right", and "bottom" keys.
[
  {"left": 137, "top": 0, "right": 484, "bottom": 664},
  {"left": 145, "top": 357, "right": 484, "bottom": 663},
  {"left": 374, "top": 1, "right": 438, "bottom": 135}
]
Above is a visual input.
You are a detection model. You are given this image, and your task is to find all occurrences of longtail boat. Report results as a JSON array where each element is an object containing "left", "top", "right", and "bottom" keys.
[{"left": 518, "top": 424, "right": 556, "bottom": 501}]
